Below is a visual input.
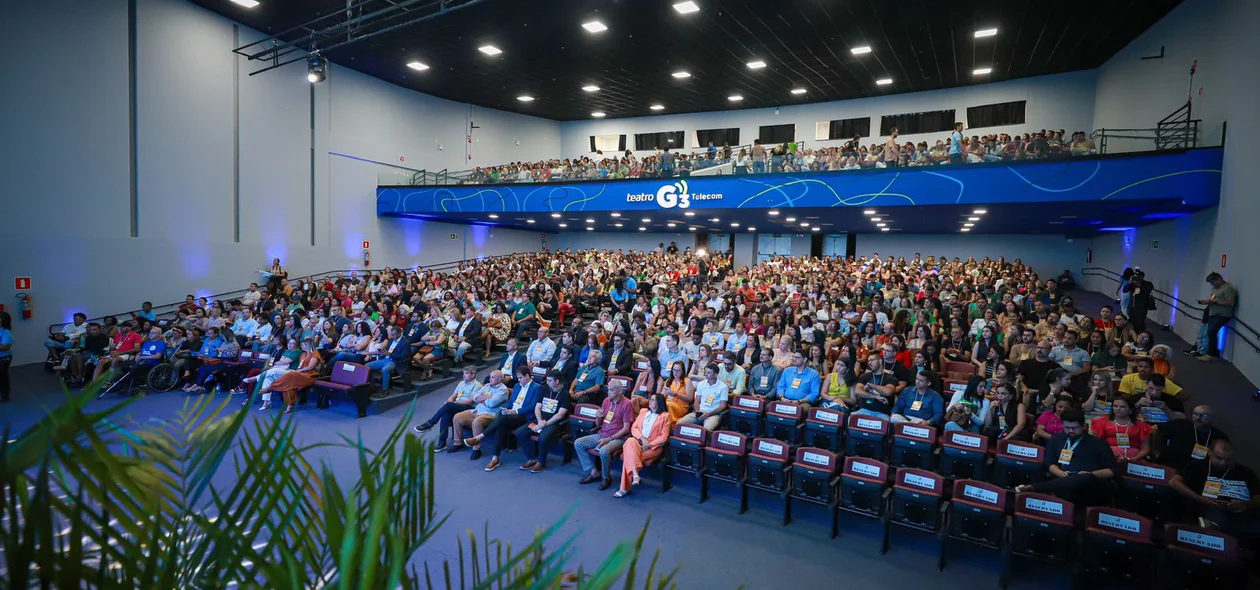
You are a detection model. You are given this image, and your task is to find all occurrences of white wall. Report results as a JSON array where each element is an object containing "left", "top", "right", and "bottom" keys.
[
  {"left": 550, "top": 232, "right": 695, "bottom": 253},
  {"left": 855, "top": 234, "right": 1086, "bottom": 280},
  {"left": 0, "top": 0, "right": 550, "bottom": 364},
  {"left": 560, "top": 70, "right": 1098, "bottom": 158},
  {"left": 1088, "top": 0, "right": 1260, "bottom": 385}
]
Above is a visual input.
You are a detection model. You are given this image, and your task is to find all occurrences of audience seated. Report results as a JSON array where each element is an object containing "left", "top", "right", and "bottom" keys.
[
  {"left": 615, "top": 393, "right": 671, "bottom": 498},
  {"left": 516, "top": 373, "right": 572, "bottom": 473},
  {"left": 574, "top": 380, "right": 635, "bottom": 490}
]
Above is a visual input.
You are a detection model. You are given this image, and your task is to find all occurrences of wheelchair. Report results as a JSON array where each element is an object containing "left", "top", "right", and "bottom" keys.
[{"left": 95, "top": 354, "right": 181, "bottom": 398}]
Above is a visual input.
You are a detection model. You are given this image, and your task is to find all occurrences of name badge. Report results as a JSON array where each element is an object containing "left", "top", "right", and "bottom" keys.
[
  {"left": 541, "top": 398, "right": 559, "bottom": 413},
  {"left": 910, "top": 400, "right": 923, "bottom": 412},
  {"left": 1192, "top": 444, "right": 1209, "bottom": 460},
  {"left": 791, "top": 378, "right": 802, "bottom": 389},
  {"left": 1058, "top": 448, "right": 1074, "bottom": 466},
  {"left": 604, "top": 410, "right": 615, "bottom": 422},
  {"left": 1020, "top": 353, "right": 1029, "bottom": 360},
  {"left": 759, "top": 376, "right": 769, "bottom": 388},
  {"left": 1063, "top": 356, "right": 1074, "bottom": 366},
  {"left": 1203, "top": 479, "right": 1222, "bottom": 499},
  {"left": 702, "top": 393, "right": 715, "bottom": 407},
  {"left": 1115, "top": 432, "right": 1130, "bottom": 449}
]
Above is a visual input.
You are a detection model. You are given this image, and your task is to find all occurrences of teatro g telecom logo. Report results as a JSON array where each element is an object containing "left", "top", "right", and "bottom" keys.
[{"left": 657, "top": 179, "right": 691, "bottom": 209}]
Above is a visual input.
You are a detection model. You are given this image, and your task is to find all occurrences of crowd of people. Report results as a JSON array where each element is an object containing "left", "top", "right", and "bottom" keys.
[
  {"left": 457, "top": 124, "right": 1097, "bottom": 184},
  {"left": 32, "top": 246, "right": 1254, "bottom": 545}
]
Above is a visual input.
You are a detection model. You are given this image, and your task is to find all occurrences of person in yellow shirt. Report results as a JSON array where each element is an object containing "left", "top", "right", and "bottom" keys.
[
  {"left": 820, "top": 357, "right": 859, "bottom": 412},
  {"left": 1118, "top": 357, "right": 1183, "bottom": 397}
]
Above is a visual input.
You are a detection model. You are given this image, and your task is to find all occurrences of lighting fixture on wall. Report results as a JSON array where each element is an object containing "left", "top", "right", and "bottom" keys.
[{"left": 307, "top": 55, "right": 327, "bottom": 83}]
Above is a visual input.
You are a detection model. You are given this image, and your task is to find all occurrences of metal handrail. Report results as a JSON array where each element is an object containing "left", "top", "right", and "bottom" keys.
[
  {"left": 45, "top": 253, "right": 525, "bottom": 336},
  {"left": 1081, "top": 267, "right": 1259, "bottom": 353}
]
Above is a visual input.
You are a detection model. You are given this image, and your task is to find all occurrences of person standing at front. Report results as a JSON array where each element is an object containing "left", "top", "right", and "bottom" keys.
[{"left": 1193, "top": 272, "right": 1236, "bottom": 362}]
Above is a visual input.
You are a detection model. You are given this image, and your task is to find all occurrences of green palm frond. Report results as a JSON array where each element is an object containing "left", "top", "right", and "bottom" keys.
[{"left": 0, "top": 375, "right": 680, "bottom": 589}]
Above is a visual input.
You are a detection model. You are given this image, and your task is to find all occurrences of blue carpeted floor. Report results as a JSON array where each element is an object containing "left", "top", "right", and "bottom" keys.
[{"left": 2, "top": 289, "right": 1256, "bottom": 588}]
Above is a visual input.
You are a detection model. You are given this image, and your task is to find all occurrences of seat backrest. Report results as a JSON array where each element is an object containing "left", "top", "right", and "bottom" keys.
[
  {"left": 1014, "top": 492, "right": 1074, "bottom": 525},
  {"left": 672, "top": 423, "right": 709, "bottom": 446},
  {"left": 709, "top": 431, "right": 749, "bottom": 455},
  {"left": 530, "top": 365, "right": 548, "bottom": 379},
  {"left": 943, "top": 379, "right": 969, "bottom": 398},
  {"left": 571, "top": 403, "right": 602, "bottom": 423},
  {"left": 998, "top": 439, "right": 1045, "bottom": 463},
  {"left": 944, "top": 361, "right": 974, "bottom": 377},
  {"left": 943, "top": 430, "right": 989, "bottom": 454},
  {"left": 750, "top": 438, "right": 792, "bottom": 462},
  {"left": 767, "top": 400, "right": 804, "bottom": 421},
  {"left": 731, "top": 395, "right": 766, "bottom": 414},
  {"left": 794, "top": 447, "right": 839, "bottom": 474},
  {"left": 713, "top": 350, "right": 727, "bottom": 363},
  {"left": 848, "top": 413, "right": 890, "bottom": 436},
  {"left": 952, "top": 479, "right": 1007, "bottom": 513},
  {"left": 1120, "top": 460, "right": 1172, "bottom": 486},
  {"left": 331, "top": 361, "right": 371, "bottom": 386},
  {"left": 236, "top": 350, "right": 255, "bottom": 363},
  {"left": 893, "top": 422, "right": 938, "bottom": 445},
  {"left": 255, "top": 351, "right": 273, "bottom": 365},
  {"left": 632, "top": 357, "right": 652, "bottom": 373},
  {"left": 608, "top": 375, "right": 633, "bottom": 391},
  {"left": 843, "top": 456, "right": 889, "bottom": 485},
  {"left": 894, "top": 467, "right": 944, "bottom": 498},
  {"left": 1086, "top": 507, "right": 1153, "bottom": 543},
  {"left": 1164, "top": 524, "right": 1239, "bottom": 559},
  {"left": 807, "top": 407, "right": 844, "bottom": 427}
]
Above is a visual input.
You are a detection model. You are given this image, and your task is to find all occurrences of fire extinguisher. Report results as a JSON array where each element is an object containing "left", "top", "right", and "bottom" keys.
[
  {"left": 16, "top": 293, "right": 33, "bottom": 320},
  {"left": 363, "top": 247, "right": 370, "bottom": 267}
]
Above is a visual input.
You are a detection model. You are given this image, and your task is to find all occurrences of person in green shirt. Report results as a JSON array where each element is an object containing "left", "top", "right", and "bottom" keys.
[{"left": 512, "top": 293, "right": 539, "bottom": 340}]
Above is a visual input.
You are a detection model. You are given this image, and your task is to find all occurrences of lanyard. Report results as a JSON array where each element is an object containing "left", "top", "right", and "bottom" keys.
[
  {"left": 1063, "top": 437, "right": 1083, "bottom": 454},
  {"left": 1193, "top": 427, "right": 1212, "bottom": 448}
]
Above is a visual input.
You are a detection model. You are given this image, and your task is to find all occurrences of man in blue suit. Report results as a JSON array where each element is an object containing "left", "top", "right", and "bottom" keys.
[
  {"left": 465, "top": 364, "right": 541, "bottom": 472},
  {"left": 367, "top": 326, "right": 412, "bottom": 394}
]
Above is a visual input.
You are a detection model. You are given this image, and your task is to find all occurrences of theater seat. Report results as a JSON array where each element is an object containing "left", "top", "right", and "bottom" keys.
[
  {"left": 1114, "top": 460, "right": 1178, "bottom": 524},
  {"left": 1160, "top": 524, "right": 1245, "bottom": 589},
  {"left": 787, "top": 447, "right": 841, "bottom": 538},
  {"left": 890, "top": 422, "right": 937, "bottom": 470},
  {"left": 701, "top": 431, "right": 749, "bottom": 512},
  {"left": 938, "top": 430, "right": 989, "bottom": 481},
  {"left": 845, "top": 413, "right": 890, "bottom": 459},
  {"left": 1078, "top": 507, "right": 1156, "bottom": 587},
  {"left": 939, "top": 479, "right": 1007, "bottom": 574},
  {"left": 804, "top": 407, "right": 844, "bottom": 452},
  {"left": 838, "top": 456, "right": 892, "bottom": 549},
  {"left": 991, "top": 439, "right": 1045, "bottom": 489},
  {"left": 1004, "top": 493, "right": 1075, "bottom": 588},
  {"left": 664, "top": 423, "right": 708, "bottom": 498},
  {"left": 311, "top": 361, "right": 372, "bottom": 418},
  {"left": 742, "top": 438, "right": 793, "bottom": 522},
  {"left": 728, "top": 394, "right": 766, "bottom": 437},
  {"left": 886, "top": 468, "right": 947, "bottom": 554},
  {"left": 764, "top": 400, "right": 805, "bottom": 445}
]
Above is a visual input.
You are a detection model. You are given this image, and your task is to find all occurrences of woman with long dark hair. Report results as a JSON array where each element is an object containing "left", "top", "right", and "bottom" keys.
[{"left": 984, "top": 382, "right": 1027, "bottom": 441}]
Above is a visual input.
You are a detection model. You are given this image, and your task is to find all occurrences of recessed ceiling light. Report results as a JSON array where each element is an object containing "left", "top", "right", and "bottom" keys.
[
  {"left": 586, "top": 227, "right": 595, "bottom": 231},
  {"left": 639, "top": 226, "right": 647, "bottom": 231},
  {"left": 871, "top": 217, "right": 881, "bottom": 222},
  {"left": 517, "top": 95, "right": 534, "bottom": 102},
  {"left": 811, "top": 227, "right": 820, "bottom": 232},
  {"left": 877, "top": 223, "right": 886, "bottom": 227},
  {"left": 785, "top": 217, "right": 797, "bottom": 222},
  {"left": 558, "top": 223, "right": 568, "bottom": 228},
  {"left": 478, "top": 45, "right": 502, "bottom": 56},
  {"left": 974, "top": 210, "right": 988, "bottom": 215},
  {"left": 610, "top": 212, "right": 621, "bottom": 217},
  {"left": 582, "top": 85, "right": 601, "bottom": 92},
  {"left": 585, "top": 218, "right": 595, "bottom": 223},
  {"left": 800, "top": 222, "right": 810, "bottom": 227},
  {"left": 581, "top": 21, "right": 608, "bottom": 33},
  {"left": 591, "top": 111, "right": 606, "bottom": 118},
  {"left": 1048, "top": 221, "right": 1064, "bottom": 225},
  {"left": 875, "top": 78, "right": 893, "bottom": 86},
  {"left": 688, "top": 226, "right": 697, "bottom": 231},
  {"left": 641, "top": 217, "right": 651, "bottom": 222},
  {"left": 864, "top": 210, "right": 876, "bottom": 215},
  {"left": 1061, "top": 215, "right": 1077, "bottom": 219},
  {"left": 683, "top": 211, "right": 695, "bottom": 216},
  {"left": 960, "top": 228, "right": 971, "bottom": 232},
  {"left": 406, "top": 61, "right": 430, "bottom": 71},
  {"left": 731, "top": 222, "right": 740, "bottom": 227},
  {"left": 964, "top": 223, "right": 975, "bottom": 227},
  {"left": 974, "top": 28, "right": 998, "bottom": 38},
  {"left": 550, "top": 212, "right": 561, "bottom": 218},
  {"left": 746, "top": 60, "right": 766, "bottom": 69},
  {"left": 488, "top": 214, "right": 499, "bottom": 219},
  {"left": 768, "top": 210, "right": 780, "bottom": 216},
  {"left": 850, "top": 46, "right": 872, "bottom": 55},
  {"left": 968, "top": 216, "right": 980, "bottom": 221},
  {"left": 747, "top": 227, "right": 756, "bottom": 231},
  {"left": 650, "top": 104, "right": 665, "bottom": 111},
  {"left": 973, "top": 67, "right": 992, "bottom": 76},
  {"left": 728, "top": 95, "right": 743, "bottom": 102},
  {"left": 710, "top": 217, "right": 720, "bottom": 222},
  {"left": 667, "top": 222, "right": 677, "bottom": 228},
  {"left": 672, "top": 71, "right": 691, "bottom": 79},
  {"left": 614, "top": 223, "right": 623, "bottom": 227},
  {"left": 672, "top": 1, "right": 700, "bottom": 14},
  {"left": 790, "top": 88, "right": 807, "bottom": 94},
  {"left": 526, "top": 219, "right": 536, "bottom": 224},
  {"left": 881, "top": 227, "right": 891, "bottom": 232},
  {"left": 229, "top": 0, "right": 260, "bottom": 7}
]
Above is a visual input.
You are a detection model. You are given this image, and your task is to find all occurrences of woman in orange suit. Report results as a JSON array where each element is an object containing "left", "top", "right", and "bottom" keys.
[{"left": 614, "top": 393, "right": 671, "bottom": 498}]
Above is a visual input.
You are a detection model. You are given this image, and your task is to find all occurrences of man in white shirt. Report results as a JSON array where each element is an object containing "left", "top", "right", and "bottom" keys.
[
  {"left": 231, "top": 309, "right": 259, "bottom": 346},
  {"left": 717, "top": 355, "right": 747, "bottom": 397},
  {"left": 242, "top": 283, "right": 262, "bottom": 307},
  {"left": 47, "top": 312, "right": 89, "bottom": 364},
  {"left": 679, "top": 363, "right": 730, "bottom": 431},
  {"left": 680, "top": 332, "right": 701, "bottom": 363},
  {"left": 526, "top": 327, "right": 556, "bottom": 367}
]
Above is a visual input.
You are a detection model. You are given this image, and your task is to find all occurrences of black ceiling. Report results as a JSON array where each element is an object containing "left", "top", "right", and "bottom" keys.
[{"left": 198, "top": 0, "right": 1183, "bottom": 121}]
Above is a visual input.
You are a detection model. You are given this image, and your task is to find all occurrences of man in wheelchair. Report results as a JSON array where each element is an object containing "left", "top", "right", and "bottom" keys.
[{"left": 101, "top": 327, "right": 169, "bottom": 396}]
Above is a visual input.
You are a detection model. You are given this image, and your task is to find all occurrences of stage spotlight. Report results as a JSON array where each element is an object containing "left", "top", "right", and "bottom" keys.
[{"left": 307, "top": 55, "right": 327, "bottom": 83}]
